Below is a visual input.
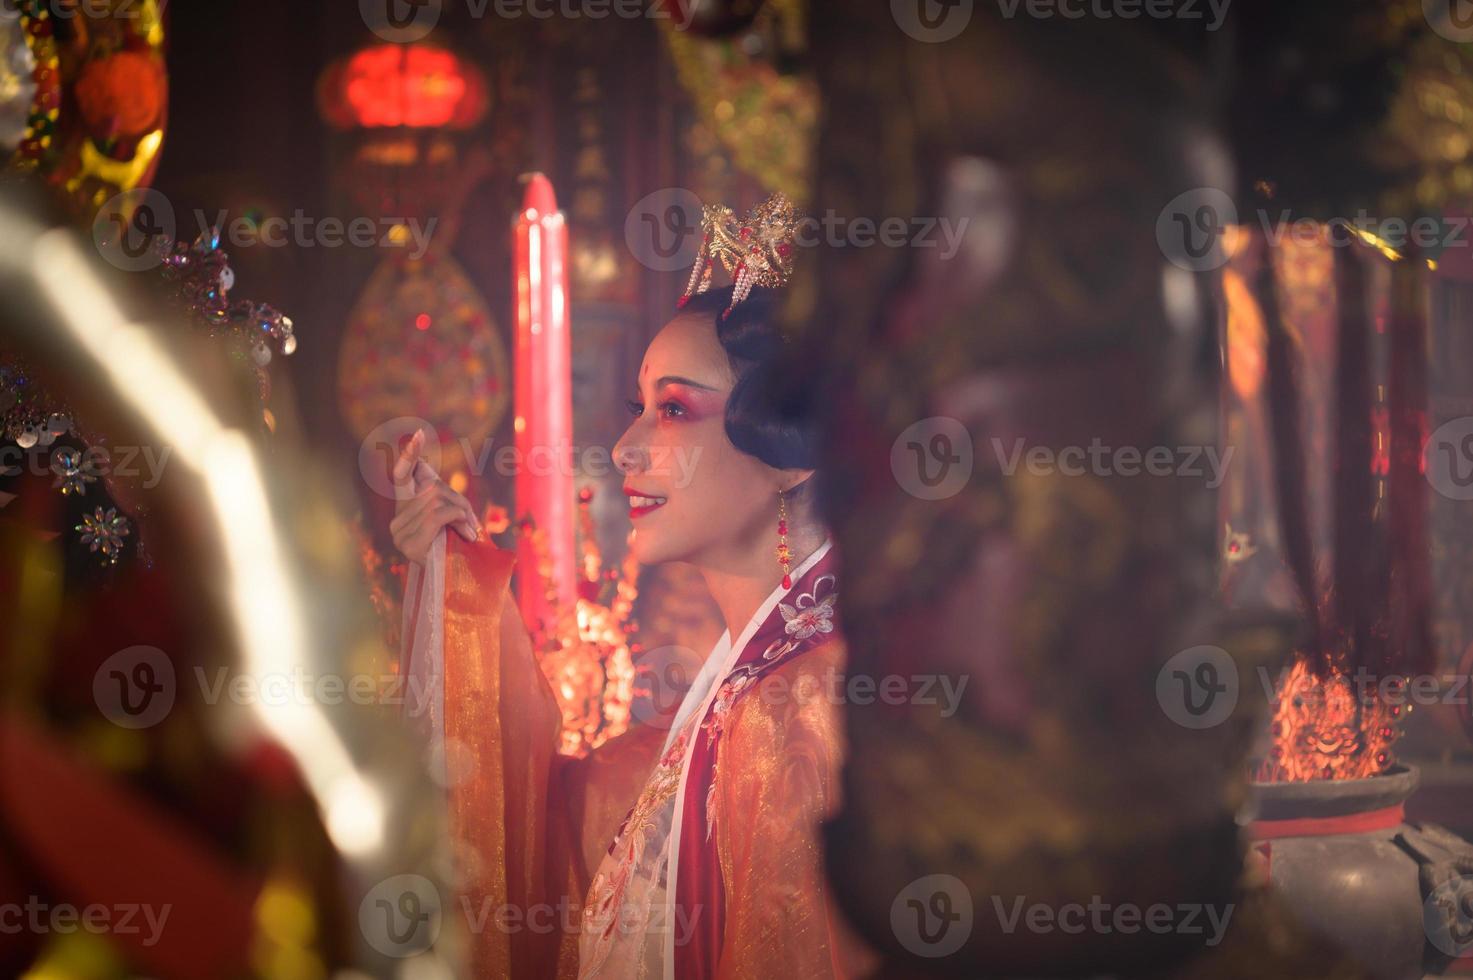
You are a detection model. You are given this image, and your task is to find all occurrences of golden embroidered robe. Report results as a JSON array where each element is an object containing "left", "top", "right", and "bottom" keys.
[{"left": 401, "top": 534, "right": 864, "bottom": 978}]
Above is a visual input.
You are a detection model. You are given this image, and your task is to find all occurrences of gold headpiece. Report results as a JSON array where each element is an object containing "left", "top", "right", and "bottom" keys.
[{"left": 678, "top": 191, "right": 804, "bottom": 318}]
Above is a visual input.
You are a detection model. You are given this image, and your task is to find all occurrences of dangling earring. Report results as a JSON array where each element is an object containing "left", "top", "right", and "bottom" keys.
[{"left": 776, "top": 491, "right": 792, "bottom": 589}]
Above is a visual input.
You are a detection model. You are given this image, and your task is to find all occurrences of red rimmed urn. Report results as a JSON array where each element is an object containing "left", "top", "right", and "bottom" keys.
[{"left": 1248, "top": 765, "right": 1473, "bottom": 980}]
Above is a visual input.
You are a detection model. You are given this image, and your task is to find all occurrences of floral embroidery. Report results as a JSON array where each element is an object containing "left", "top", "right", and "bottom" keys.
[
  {"left": 779, "top": 573, "right": 836, "bottom": 641},
  {"left": 580, "top": 558, "right": 840, "bottom": 977},
  {"left": 610, "top": 730, "right": 689, "bottom": 853},
  {"left": 704, "top": 774, "right": 720, "bottom": 842},
  {"left": 699, "top": 574, "right": 839, "bottom": 842},
  {"left": 702, "top": 674, "right": 752, "bottom": 749},
  {"left": 760, "top": 637, "right": 798, "bottom": 662},
  {"left": 581, "top": 726, "right": 692, "bottom": 976},
  {"left": 780, "top": 597, "right": 834, "bottom": 639}
]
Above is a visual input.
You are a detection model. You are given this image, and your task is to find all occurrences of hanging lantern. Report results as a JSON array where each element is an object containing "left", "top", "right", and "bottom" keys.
[
  {"left": 316, "top": 42, "right": 488, "bottom": 219},
  {"left": 316, "top": 43, "right": 487, "bottom": 132}
]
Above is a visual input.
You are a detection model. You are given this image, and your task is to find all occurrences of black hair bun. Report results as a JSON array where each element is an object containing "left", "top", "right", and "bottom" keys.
[{"left": 679, "top": 286, "right": 820, "bottom": 472}]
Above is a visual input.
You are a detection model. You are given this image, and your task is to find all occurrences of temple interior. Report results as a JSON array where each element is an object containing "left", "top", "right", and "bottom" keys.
[{"left": 1, "top": 2, "right": 1472, "bottom": 978}]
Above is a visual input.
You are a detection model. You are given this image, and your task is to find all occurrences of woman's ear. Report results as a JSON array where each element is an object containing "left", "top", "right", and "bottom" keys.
[{"left": 780, "top": 468, "right": 817, "bottom": 496}]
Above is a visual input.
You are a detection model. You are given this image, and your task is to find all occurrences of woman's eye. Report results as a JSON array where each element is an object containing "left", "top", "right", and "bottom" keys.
[{"left": 625, "top": 398, "right": 685, "bottom": 420}]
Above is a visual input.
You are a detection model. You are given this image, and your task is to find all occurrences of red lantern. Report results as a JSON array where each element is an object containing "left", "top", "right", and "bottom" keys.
[
  {"left": 316, "top": 44, "right": 487, "bottom": 131},
  {"left": 74, "top": 50, "right": 167, "bottom": 139}
]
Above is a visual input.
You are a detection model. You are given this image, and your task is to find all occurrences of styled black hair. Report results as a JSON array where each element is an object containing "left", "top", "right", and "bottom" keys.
[{"left": 678, "top": 286, "right": 821, "bottom": 472}]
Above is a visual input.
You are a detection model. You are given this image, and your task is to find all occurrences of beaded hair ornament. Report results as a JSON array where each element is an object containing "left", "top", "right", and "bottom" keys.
[{"left": 677, "top": 191, "right": 804, "bottom": 318}]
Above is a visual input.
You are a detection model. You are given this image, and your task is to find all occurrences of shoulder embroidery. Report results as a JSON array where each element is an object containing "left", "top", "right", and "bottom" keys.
[{"left": 702, "top": 574, "right": 838, "bottom": 841}]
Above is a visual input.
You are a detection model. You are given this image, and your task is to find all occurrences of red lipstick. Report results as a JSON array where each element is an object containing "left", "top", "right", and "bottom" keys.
[{"left": 624, "top": 487, "right": 668, "bottom": 519}]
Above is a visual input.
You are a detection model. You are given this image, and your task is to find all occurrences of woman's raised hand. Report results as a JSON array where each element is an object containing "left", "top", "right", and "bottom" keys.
[{"left": 388, "top": 429, "right": 482, "bottom": 564}]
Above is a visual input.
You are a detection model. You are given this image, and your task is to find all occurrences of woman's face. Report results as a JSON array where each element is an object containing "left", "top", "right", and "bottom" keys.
[{"left": 613, "top": 312, "right": 783, "bottom": 568}]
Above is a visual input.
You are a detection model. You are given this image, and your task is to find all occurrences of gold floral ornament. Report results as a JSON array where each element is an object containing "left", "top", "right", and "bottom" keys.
[
  {"left": 660, "top": 0, "right": 815, "bottom": 200},
  {"left": 678, "top": 191, "right": 804, "bottom": 318},
  {"left": 514, "top": 489, "right": 638, "bottom": 757},
  {"left": 5, "top": 0, "right": 169, "bottom": 217}
]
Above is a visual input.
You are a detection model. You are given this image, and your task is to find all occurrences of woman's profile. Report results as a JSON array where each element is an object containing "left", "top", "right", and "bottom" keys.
[{"left": 391, "top": 193, "right": 866, "bottom": 978}]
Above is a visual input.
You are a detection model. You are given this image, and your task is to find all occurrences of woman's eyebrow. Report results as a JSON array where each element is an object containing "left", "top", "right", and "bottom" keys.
[{"left": 654, "top": 375, "right": 719, "bottom": 392}]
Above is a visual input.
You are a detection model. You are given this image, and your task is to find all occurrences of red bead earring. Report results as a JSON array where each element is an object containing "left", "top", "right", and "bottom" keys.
[{"left": 777, "top": 492, "right": 792, "bottom": 589}]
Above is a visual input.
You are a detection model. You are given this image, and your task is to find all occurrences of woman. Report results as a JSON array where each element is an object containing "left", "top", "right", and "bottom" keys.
[{"left": 391, "top": 204, "right": 864, "bottom": 977}]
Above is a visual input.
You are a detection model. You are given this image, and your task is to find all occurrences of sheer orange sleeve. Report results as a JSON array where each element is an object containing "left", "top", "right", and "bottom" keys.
[
  {"left": 713, "top": 639, "right": 872, "bottom": 979},
  {"left": 436, "top": 540, "right": 661, "bottom": 978},
  {"left": 440, "top": 541, "right": 561, "bottom": 976}
]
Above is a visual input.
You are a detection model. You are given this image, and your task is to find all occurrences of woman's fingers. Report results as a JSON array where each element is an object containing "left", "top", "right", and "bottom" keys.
[
  {"left": 388, "top": 460, "right": 485, "bottom": 560},
  {"left": 390, "top": 482, "right": 442, "bottom": 560},
  {"left": 391, "top": 428, "right": 426, "bottom": 498},
  {"left": 389, "top": 481, "right": 438, "bottom": 536},
  {"left": 391, "top": 485, "right": 481, "bottom": 557},
  {"left": 429, "top": 482, "right": 481, "bottom": 537},
  {"left": 461, "top": 502, "right": 482, "bottom": 538}
]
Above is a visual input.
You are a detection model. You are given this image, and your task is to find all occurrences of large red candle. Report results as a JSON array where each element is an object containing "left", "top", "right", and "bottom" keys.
[{"left": 512, "top": 173, "right": 575, "bottom": 638}]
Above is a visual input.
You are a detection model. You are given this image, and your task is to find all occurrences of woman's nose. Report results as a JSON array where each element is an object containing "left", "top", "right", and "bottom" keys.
[{"left": 613, "top": 433, "right": 648, "bottom": 475}]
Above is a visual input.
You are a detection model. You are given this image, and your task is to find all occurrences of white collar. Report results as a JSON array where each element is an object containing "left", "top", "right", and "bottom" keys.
[{"left": 659, "top": 538, "right": 833, "bottom": 753}]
